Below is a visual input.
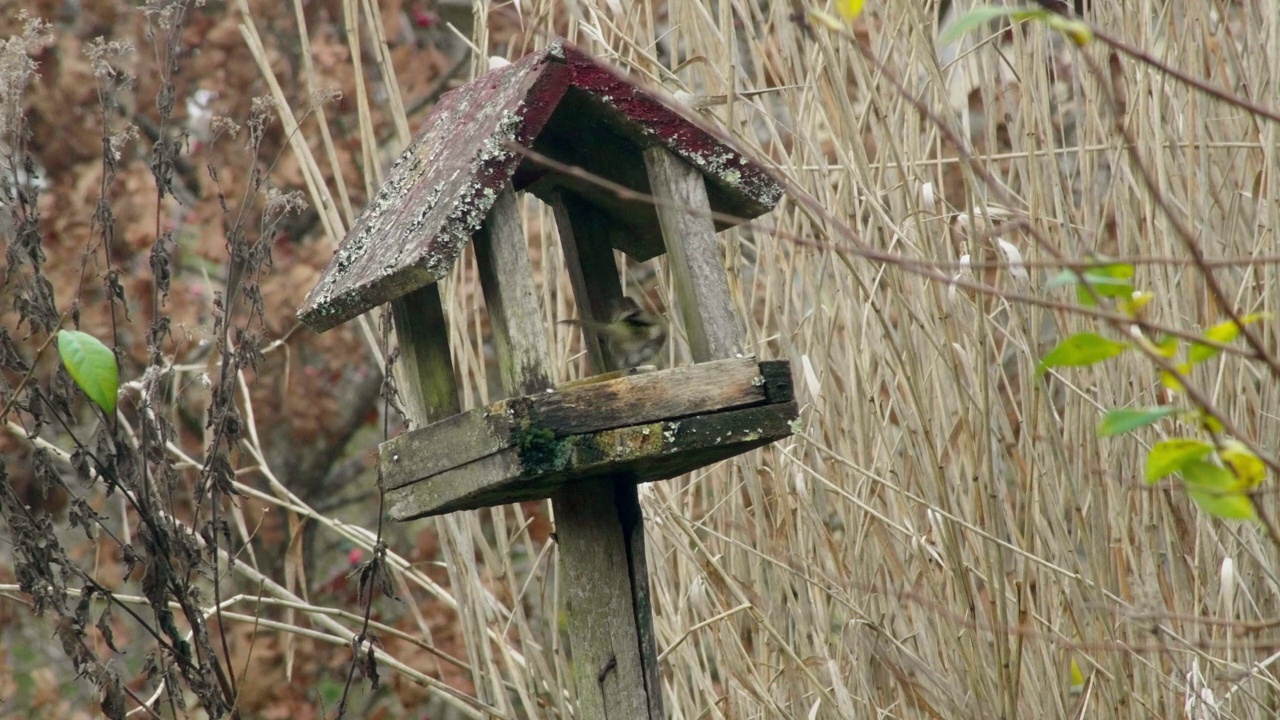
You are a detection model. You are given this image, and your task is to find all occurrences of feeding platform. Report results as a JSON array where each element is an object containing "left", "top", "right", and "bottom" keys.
[
  {"left": 380, "top": 357, "right": 795, "bottom": 519},
  {"left": 296, "top": 38, "right": 792, "bottom": 718}
]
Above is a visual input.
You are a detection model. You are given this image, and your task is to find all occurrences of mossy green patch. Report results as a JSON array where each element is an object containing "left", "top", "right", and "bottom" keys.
[{"left": 515, "top": 420, "right": 570, "bottom": 475}]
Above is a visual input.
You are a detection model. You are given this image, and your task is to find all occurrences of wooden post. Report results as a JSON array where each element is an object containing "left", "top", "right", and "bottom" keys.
[
  {"left": 644, "top": 146, "right": 745, "bottom": 362},
  {"left": 475, "top": 183, "right": 554, "bottom": 395},
  {"left": 551, "top": 192, "right": 666, "bottom": 720},
  {"left": 551, "top": 191, "right": 625, "bottom": 371},
  {"left": 390, "top": 285, "right": 508, "bottom": 707},
  {"left": 390, "top": 285, "right": 461, "bottom": 427},
  {"left": 471, "top": 183, "right": 661, "bottom": 717}
]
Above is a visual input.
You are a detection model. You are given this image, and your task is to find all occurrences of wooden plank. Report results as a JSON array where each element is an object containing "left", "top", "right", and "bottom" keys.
[
  {"left": 298, "top": 51, "right": 570, "bottom": 332},
  {"left": 615, "top": 483, "right": 664, "bottom": 713},
  {"left": 644, "top": 146, "right": 744, "bottom": 363},
  {"left": 387, "top": 401, "right": 799, "bottom": 519},
  {"left": 389, "top": 284, "right": 461, "bottom": 428},
  {"left": 474, "top": 183, "right": 554, "bottom": 395},
  {"left": 379, "top": 401, "right": 515, "bottom": 490},
  {"left": 549, "top": 185, "right": 660, "bottom": 720},
  {"left": 554, "top": 481, "right": 651, "bottom": 719},
  {"left": 531, "top": 357, "right": 764, "bottom": 436},
  {"left": 552, "top": 191, "right": 625, "bottom": 372},
  {"left": 386, "top": 275, "right": 495, "bottom": 711},
  {"left": 379, "top": 357, "right": 773, "bottom": 490}
]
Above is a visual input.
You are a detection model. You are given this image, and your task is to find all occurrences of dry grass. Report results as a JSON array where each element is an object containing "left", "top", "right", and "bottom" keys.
[{"left": 254, "top": 0, "right": 1280, "bottom": 717}]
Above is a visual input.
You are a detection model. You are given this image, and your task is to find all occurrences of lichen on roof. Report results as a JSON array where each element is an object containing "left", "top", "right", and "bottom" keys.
[{"left": 298, "top": 39, "right": 783, "bottom": 334}]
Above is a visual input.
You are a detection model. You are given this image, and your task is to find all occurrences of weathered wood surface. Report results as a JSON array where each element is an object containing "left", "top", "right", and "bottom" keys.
[
  {"left": 390, "top": 284, "right": 461, "bottom": 428},
  {"left": 550, "top": 181, "right": 663, "bottom": 720},
  {"left": 552, "top": 191, "right": 625, "bottom": 371},
  {"left": 379, "top": 357, "right": 779, "bottom": 491},
  {"left": 387, "top": 272, "right": 492, "bottom": 709},
  {"left": 299, "top": 39, "right": 783, "bottom": 332},
  {"left": 474, "top": 184, "right": 553, "bottom": 395},
  {"left": 644, "top": 146, "right": 745, "bottom": 362},
  {"left": 298, "top": 50, "right": 569, "bottom": 332},
  {"left": 554, "top": 482, "right": 651, "bottom": 718},
  {"left": 386, "top": 399, "right": 798, "bottom": 517}
]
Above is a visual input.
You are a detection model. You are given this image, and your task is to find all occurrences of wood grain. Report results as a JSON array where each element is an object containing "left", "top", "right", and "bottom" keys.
[
  {"left": 379, "top": 357, "right": 774, "bottom": 491},
  {"left": 390, "top": 284, "right": 461, "bottom": 429},
  {"left": 386, "top": 401, "right": 799, "bottom": 518},
  {"left": 474, "top": 183, "right": 553, "bottom": 395},
  {"left": 644, "top": 146, "right": 744, "bottom": 362}
]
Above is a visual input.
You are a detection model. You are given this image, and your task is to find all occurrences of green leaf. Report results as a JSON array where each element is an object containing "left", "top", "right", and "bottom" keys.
[
  {"left": 1182, "top": 460, "right": 1257, "bottom": 521},
  {"left": 1039, "top": 333, "right": 1128, "bottom": 371},
  {"left": 1145, "top": 438, "right": 1213, "bottom": 483},
  {"left": 57, "top": 330, "right": 119, "bottom": 415},
  {"left": 939, "top": 6, "right": 1048, "bottom": 44},
  {"left": 1188, "top": 312, "right": 1269, "bottom": 365},
  {"left": 1045, "top": 268, "right": 1081, "bottom": 291},
  {"left": 1186, "top": 486, "right": 1257, "bottom": 521},
  {"left": 1075, "top": 264, "right": 1135, "bottom": 306},
  {"left": 1098, "top": 406, "right": 1178, "bottom": 437}
]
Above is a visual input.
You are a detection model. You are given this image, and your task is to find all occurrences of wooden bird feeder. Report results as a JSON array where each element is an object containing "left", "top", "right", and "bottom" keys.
[{"left": 298, "top": 39, "right": 794, "bottom": 718}]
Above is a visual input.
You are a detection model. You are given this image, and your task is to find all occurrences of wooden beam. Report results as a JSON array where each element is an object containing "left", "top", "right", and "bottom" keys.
[
  {"left": 474, "top": 183, "right": 554, "bottom": 395},
  {"left": 554, "top": 480, "right": 652, "bottom": 719},
  {"left": 552, "top": 191, "right": 626, "bottom": 372},
  {"left": 379, "top": 357, "right": 774, "bottom": 491},
  {"left": 643, "top": 146, "right": 744, "bottom": 363},
  {"left": 386, "top": 401, "right": 798, "bottom": 519},
  {"left": 389, "top": 284, "right": 460, "bottom": 428},
  {"left": 548, "top": 191, "right": 666, "bottom": 720}
]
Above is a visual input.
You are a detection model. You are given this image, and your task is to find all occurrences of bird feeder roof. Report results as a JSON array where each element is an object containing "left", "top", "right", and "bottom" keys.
[{"left": 298, "top": 39, "right": 783, "bottom": 333}]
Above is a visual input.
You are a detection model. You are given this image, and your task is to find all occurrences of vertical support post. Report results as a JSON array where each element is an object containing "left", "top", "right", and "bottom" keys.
[
  {"left": 390, "top": 285, "right": 461, "bottom": 427},
  {"left": 551, "top": 192, "right": 665, "bottom": 720},
  {"left": 551, "top": 191, "right": 625, "bottom": 372},
  {"left": 644, "top": 146, "right": 745, "bottom": 362},
  {"left": 388, "top": 285, "right": 509, "bottom": 707},
  {"left": 474, "top": 183, "right": 554, "bottom": 395}
]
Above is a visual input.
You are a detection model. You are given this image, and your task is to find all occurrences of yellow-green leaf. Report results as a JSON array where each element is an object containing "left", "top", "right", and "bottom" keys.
[
  {"left": 939, "top": 6, "right": 1049, "bottom": 45},
  {"left": 1121, "top": 291, "right": 1154, "bottom": 317},
  {"left": 1044, "top": 14, "right": 1094, "bottom": 45},
  {"left": 1069, "top": 657, "right": 1086, "bottom": 694},
  {"left": 1189, "top": 313, "right": 1269, "bottom": 365},
  {"left": 1194, "top": 409, "right": 1224, "bottom": 434},
  {"left": 57, "top": 330, "right": 119, "bottom": 415},
  {"left": 1146, "top": 438, "right": 1213, "bottom": 483},
  {"left": 1153, "top": 335, "right": 1178, "bottom": 358},
  {"left": 837, "top": 0, "right": 864, "bottom": 20},
  {"left": 1039, "top": 333, "right": 1128, "bottom": 371},
  {"left": 1181, "top": 460, "right": 1257, "bottom": 521},
  {"left": 1159, "top": 363, "right": 1190, "bottom": 393},
  {"left": 1186, "top": 485, "right": 1257, "bottom": 521},
  {"left": 1098, "top": 406, "right": 1178, "bottom": 437},
  {"left": 1221, "top": 441, "right": 1266, "bottom": 489}
]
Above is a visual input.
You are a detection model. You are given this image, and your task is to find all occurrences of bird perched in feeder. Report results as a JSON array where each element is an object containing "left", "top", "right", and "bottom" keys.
[{"left": 560, "top": 296, "right": 668, "bottom": 368}]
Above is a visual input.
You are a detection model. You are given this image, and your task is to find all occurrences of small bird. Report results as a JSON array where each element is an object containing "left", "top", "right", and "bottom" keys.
[{"left": 560, "top": 296, "right": 668, "bottom": 368}]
